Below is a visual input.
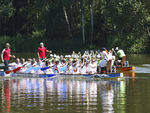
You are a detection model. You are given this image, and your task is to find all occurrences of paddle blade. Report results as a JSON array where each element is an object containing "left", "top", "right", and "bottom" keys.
[
  {"left": 58, "top": 66, "right": 67, "bottom": 72},
  {"left": 5, "top": 70, "right": 12, "bottom": 74},
  {"left": 13, "top": 67, "right": 22, "bottom": 73},
  {"left": 33, "top": 67, "right": 41, "bottom": 71},
  {"left": 25, "top": 67, "right": 33, "bottom": 73},
  {"left": 41, "top": 66, "right": 50, "bottom": 71}
]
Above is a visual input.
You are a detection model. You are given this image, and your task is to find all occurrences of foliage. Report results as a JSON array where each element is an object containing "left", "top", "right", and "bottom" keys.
[{"left": 0, "top": 0, "right": 149, "bottom": 53}]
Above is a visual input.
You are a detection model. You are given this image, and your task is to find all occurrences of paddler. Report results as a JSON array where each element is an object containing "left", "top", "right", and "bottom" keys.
[
  {"left": 107, "top": 50, "right": 113, "bottom": 73},
  {"left": 89, "top": 59, "right": 97, "bottom": 74},
  {"left": 1, "top": 43, "right": 15, "bottom": 71},
  {"left": 37, "top": 42, "right": 51, "bottom": 61},
  {"left": 52, "top": 60, "right": 60, "bottom": 74},
  {"left": 72, "top": 60, "right": 79, "bottom": 74},
  {"left": 115, "top": 47, "right": 126, "bottom": 67},
  {"left": 98, "top": 48, "right": 108, "bottom": 74},
  {"left": 11, "top": 58, "right": 22, "bottom": 69},
  {"left": 44, "top": 61, "right": 53, "bottom": 74}
]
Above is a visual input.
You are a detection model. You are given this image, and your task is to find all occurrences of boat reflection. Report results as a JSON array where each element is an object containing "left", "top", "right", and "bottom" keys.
[
  {"left": 1, "top": 80, "right": 11, "bottom": 113},
  {"left": 116, "top": 70, "right": 135, "bottom": 81},
  {"left": 0, "top": 77, "right": 127, "bottom": 113}
]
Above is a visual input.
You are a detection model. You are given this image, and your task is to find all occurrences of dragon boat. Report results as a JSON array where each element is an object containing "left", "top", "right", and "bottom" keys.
[{"left": 0, "top": 71, "right": 124, "bottom": 81}]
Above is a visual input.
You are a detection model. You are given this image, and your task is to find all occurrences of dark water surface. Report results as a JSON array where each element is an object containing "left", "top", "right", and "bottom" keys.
[{"left": 0, "top": 54, "right": 150, "bottom": 113}]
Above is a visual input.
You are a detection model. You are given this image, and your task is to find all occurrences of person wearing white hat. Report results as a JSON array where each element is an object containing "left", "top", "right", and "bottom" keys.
[{"left": 1, "top": 43, "right": 15, "bottom": 71}]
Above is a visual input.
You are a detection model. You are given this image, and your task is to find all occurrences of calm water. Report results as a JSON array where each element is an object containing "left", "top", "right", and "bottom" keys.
[{"left": 0, "top": 54, "right": 150, "bottom": 113}]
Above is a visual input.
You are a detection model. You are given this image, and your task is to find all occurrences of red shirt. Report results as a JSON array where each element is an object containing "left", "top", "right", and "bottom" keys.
[
  {"left": 37, "top": 47, "right": 47, "bottom": 58},
  {"left": 2, "top": 48, "right": 10, "bottom": 60}
]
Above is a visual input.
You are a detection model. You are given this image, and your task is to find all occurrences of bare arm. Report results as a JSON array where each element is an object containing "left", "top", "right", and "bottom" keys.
[
  {"left": 37, "top": 52, "right": 40, "bottom": 59},
  {"left": 1, "top": 53, "right": 4, "bottom": 62},
  {"left": 9, "top": 51, "right": 15, "bottom": 58},
  {"left": 1, "top": 49, "right": 5, "bottom": 62},
  {"left": 10, "top": 55, "right": 15, "bottom": 58},
  {"left": 46, "top": 50, "right": 52, "bottom": 53}
]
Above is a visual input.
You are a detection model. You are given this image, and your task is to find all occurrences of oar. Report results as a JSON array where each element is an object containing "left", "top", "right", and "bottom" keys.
[
  {"left": 45, "top": 52, "right": 51, "bottom": 58},
  {"left": 25, "top": 67, "right": 34, "bottom": 73},
  {"left": 5, "top": 63, "right": 27, "bottom": 74},
  {"left": 33, "top": 67, "right": 41, "bottom": 71},
  {"left": 5, "top": 67, "right": 22, "bottom": 74},
  {"left": 40, "top": 65, "right": 67, "bottom": 72},
  {"left": 41, "top": 52, "right": 51, "bottom": 62},
  {"left": 13, "top": 67, "right": 22, "bottom": 73},
  {"left": 25, "top": 66, "right": 52, "bottom": 72},
  {"left": 25, "top": 65, "right": 53, "bottom": 73},
  {"left": 41, "top": 66, "right": 51, "bottom": 71},
  {"left": 58, "top": 65, "right": 67, "bottom": 72},
  {"left": 5, "top": 70, "right": 12, "bottom": 74},
  {"left": 25, "top": 66, "right": 41, "bottom": 73}
]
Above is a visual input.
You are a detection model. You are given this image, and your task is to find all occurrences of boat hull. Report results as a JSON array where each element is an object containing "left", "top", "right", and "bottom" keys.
[
  {"left": 0, "top": 71, "right": 123, "bottom": 79},
  {"left": 116, "top": 66, "right": 135, "bottom": 71}
]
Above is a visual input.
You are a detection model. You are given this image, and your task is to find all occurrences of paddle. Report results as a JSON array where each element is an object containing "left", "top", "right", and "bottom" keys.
[
  {"left": 13, "top": 67, "right": 22, "bottom": 73},
  {"left": 25, "top": 65, "right": 53, "bottom": 73},
  {"left": 5, "top": 70, "right": 12, "bottom": 74},
  {"left": 40, "top": 65, "right": 67, "bottom": 72},
  {"left": 25, "top": 58, "right": 48, "bottom": 73},
  {"left": 41, "top": 66, "right": 51, "bottom": 71},
  {"left": 5, "top": 67, "right": 22, "bottom": 74},
  {"left": 25, "top": 66, "right": 41, "bottom": 73},
  {"left": 58, "top": 65, "right": 67, "bottom": 72},
  {"left": 41, "top": 52, "right": 51, "bottom": 62},
  {"left": 5, "top": 63, "right": 27, "bottom": 74}
]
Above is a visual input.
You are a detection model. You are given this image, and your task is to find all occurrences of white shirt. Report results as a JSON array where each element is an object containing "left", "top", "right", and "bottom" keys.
[
  {"left": 102, "top": 51, "right": 108, "bottom": 61},
  {"left": 89, "top": 62, "right": 97, "bottom": 74},
  {"left": 99, "top": 59, "right": 107, "bottom": 67},
  {"left": 107, "top": 52, "right": 113, "bottom": 61}
]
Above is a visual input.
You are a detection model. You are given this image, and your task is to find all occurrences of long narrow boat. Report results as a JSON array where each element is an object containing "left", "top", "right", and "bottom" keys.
[
  {"left": 0, "top": 71, "right": 124, "bottom": 80},
  {"left": 116, "top": 66, "right": 135, "bottom": 71}
]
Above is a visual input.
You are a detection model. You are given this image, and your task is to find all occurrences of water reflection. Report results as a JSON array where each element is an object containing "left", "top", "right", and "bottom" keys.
[
  {"left": 3, "top": 80, "right": 11, "bottom": 113},
  {"left": 0, "top": 78, "right": 126, "bottom": 113},
  {"left": 135, "top": 66, "right": 150, "bottom": 73}
]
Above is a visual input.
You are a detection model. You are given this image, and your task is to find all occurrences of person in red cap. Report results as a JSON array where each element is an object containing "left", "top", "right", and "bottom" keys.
[
  {"left": 37, "top": 42, "right": 51, "bottom": 61},
  {"left": 1, "top": 43, "right": 15, "bottom": 71}
]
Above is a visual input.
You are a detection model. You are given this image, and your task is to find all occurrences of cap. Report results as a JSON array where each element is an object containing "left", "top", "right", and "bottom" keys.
[
  {"left": 5, "top": 43, "right": 10, "bottom": 47},
  {"left": 115, "top": 47, "right": 119, "bottom": 51},
  {"left": 40, "top": 42, "right": 44, "bottom": 46}
]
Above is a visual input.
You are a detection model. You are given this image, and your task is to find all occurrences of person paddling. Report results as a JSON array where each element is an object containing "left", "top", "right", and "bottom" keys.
[
  {"left": 1, "top": 43, "right": 15, "bottom": 71},
  {"left": 37, "top": 42, "right": 51, "bottom": 61}
]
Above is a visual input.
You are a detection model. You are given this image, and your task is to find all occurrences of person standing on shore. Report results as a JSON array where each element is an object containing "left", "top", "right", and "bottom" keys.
[
  {"left": 37, "top": 42, "right": 51, "bottom": 61},
  {"left": 1, "top": 43, "right": 15, "bottom": 71}
]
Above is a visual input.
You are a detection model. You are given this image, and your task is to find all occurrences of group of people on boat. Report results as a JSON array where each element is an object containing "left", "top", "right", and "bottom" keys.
[{"left": 1, "top": 42, "right": 126, "bottom": 74}]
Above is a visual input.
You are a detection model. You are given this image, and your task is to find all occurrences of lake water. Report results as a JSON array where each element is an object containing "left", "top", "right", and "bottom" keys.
[{"left": 0, "top": 54, "right": 150, "bottom": 113}]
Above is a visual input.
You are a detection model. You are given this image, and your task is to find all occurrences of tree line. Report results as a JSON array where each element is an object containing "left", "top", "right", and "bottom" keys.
[{"left": 0, "top": 0, "right": 150, "bottom": 53}]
